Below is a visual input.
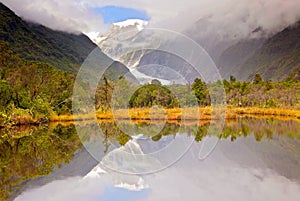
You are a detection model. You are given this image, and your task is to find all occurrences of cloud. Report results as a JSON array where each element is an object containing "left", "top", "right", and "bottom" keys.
[
  {"left": 1, "top": 0, "right": 106, "bottom": 33},
  {"left": 15, "top": 142, "right": 300, "bottom": 201},
  {"left": 2, "top": 0, "right": 300, "bottom": 38},
  {"left": 82, "top": 0, "right": 300, "bottom": 38},
  {"left": 196, "top": 0, "right": 300, "bottom": 39}
]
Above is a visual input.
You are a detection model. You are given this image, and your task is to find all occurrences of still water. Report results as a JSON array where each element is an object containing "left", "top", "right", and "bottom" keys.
[{"left": 1, "top": 118, "right": 300, "bottom": 201}]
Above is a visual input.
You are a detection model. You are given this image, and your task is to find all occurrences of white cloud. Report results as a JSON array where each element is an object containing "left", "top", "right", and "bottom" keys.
[
  {"left": 84, "top": 0, "right": 300, "bottom": 38},
  {"left": 2, "top": 0, "right": 300, "bottom": 38},
  {"left": 15, "top": 141, "right": 300, "bottom": 201},
  {"left": 1, "top": 0, "right": 106, "bottom": 33}
]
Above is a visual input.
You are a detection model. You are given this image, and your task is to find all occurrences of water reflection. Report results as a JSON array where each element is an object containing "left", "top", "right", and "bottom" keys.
[
  {"left": 0, "top": 125, "right": 82, "bottom": 200},
  {"left": 14, "top": 167, "right": 300, "bottom": 201},
  {"left": 1, "top": 117, "right": 300, "bottom": 200}
]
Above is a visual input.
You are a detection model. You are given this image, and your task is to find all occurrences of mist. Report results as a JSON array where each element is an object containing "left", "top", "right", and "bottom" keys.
[
  {"left": 1, "top": 0, "right": 106, "bottom": 34},
  {"left": 2, "top": 0, "right": 300, "bottom": 38}
]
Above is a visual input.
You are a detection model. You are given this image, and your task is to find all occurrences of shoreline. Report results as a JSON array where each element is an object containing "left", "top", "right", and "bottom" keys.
[
  {"left": 1, "top": 107, "right": 299, "bottom": 128},
  {"left": 50, "top": 107, "right": 300, "bottom": 122}
]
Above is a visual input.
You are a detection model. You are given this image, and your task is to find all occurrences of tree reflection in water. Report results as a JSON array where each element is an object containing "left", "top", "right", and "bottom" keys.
[{"left": 0, "top": 117, "right": 299, "bottom": 200}]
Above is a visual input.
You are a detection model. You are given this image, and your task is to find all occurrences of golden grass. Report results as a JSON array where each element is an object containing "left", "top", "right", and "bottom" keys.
[
  {"left": 226, "top": 107, "right": 300, "bottom": 119},
  {"left": 50, "top": 107, "right": 300, "bottom": 123},
  {"left": 50, "top": 113, "right": 94, "bottom": 121}
]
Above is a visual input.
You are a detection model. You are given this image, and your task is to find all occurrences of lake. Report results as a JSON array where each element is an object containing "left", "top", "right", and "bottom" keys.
[{"left": 1, "top": 117, "right": 300, "bottom": 201}]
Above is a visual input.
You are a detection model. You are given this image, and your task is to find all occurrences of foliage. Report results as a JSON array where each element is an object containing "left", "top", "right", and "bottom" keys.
[
  {"left": 151, "top": 79, "right": 162, "bottom": 86},
  {"left": 224, "top": 75, "right": 300, "bottom": 108},
  {"left": 0, "top": 80, "right": 12, "bottom": 111},
  {"left": 0, "top": 42, "right": 74, "bottom": 126},
  {"left": 129, "top": 84, "right": 178, "bottom": 108},
  {"left": 0, "top": 3, "right": 96, "bottom": 72},
  {"left": 192, "top": 78, "right": 209, "bottom": 106},
  {"left": 0, "top": 124, "right": 82, "bottom": 200},
  {"left": 1, "top": 37, "right": 300, "bottom": 127},
  {"left": 253, "top": 73, "right": 263, "bottom": 84}
]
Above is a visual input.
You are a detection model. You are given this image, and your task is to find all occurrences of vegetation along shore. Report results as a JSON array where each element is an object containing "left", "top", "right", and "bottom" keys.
[{"left": 1, "top": 41, "right": 300, "bottom": 128}]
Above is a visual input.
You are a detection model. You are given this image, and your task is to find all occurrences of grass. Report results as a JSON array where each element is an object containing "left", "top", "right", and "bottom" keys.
[
  {"left": 49, "top": 107, "right": 300, "bottom": 123},
  {"left": 226, "top": 107, "right": 300, "bottom": 119}
]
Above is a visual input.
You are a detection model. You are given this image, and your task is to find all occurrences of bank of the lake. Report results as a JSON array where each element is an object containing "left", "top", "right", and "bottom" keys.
[
  {"left": 50, "top": 107, "right": 300, "bottom": 122},
  {"left": 2, "top": 107, "right": 299, "bottom": 129},
  {"left": 0, "top": 109, "right": 48, "bottom": 128}
]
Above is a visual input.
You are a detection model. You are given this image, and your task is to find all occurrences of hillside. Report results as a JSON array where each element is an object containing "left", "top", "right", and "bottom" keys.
[
  {"left": 217, "top": 38, "right": 266, "bottom": 80},
  {"left": 112, "top": 19, "right": 300, "bottom": 82},
  {"left": 219, "top": 22, "right": 300, "bottom": 81},
  {"left": 0, "top": 2, "right": 96, "bottom": 72},
  {"left": 240, "top": 22, "right": 300, "bottom": 80}
]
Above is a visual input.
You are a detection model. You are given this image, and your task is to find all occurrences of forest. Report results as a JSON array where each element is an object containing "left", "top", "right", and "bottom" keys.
[
  {"left": 96, "top": 71, "right": 300, "bottom": 111},
  {"left": 0, "top": 41, "right": 300, "bottom": 127},
  {"left": 0, "top": 41, "right": 74, "bottom": 126}
]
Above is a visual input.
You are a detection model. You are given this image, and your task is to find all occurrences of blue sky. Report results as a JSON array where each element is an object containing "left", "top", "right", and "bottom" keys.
[{"left": 95, "top": 6, "right": 150, "bottom": 24}]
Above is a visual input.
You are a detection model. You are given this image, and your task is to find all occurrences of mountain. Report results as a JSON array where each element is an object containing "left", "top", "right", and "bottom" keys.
[
  {"left": 89, "top": 19, "right": 149, "bottom": 67},
  {"left": 236, "top": 22, "right": 300, "bottom": 80},
  {"left": 216, "top": 22, "right": 300, "bottom": 81},
  {"left": 0, "top": 2, "right": 131, "bottom": 80},
  {"left": 92, "top": 20, "right": 202, "bottom": 84},
  {"left": 112, "top": 19, "right": 148, "bottom": 32},
  {"left": 217, "top": 38, "right": 266, "bottom": 80},
  {"left": 137, "top": 50, "right": 199, "bottom": 83},
  {"left": 0, "top": 2, "right": 97, "bottom": 72},
  {"left": 140, "top": 20, "right": 300, "bottom": 82},
  {"left": 88, "top": 19, "right": 148, "bottom": 45}
]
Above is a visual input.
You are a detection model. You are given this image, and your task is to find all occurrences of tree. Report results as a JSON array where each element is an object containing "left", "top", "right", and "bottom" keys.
[
  {"left": 95, "top": 77, "right": 114, "bottom": 112},
  {"left": 253, "top": 73, "right": 263, "bottom": 84},
  {"left": 129, "top": 84, "right": 176, "bottom": 108},
  {"left": 192, "top": 78, "right": 208, "bottom": 106},
  {"left": 0, "top": 80, "right": 12, "bottom": 111},
  {"left": 230, "top": 75, "right": 236, "bottom": 83},
  {"left": 151, "top": 79, "right": 162, "bottom": 86},
  {"left": 111, "top": 77, "right": 135, "bottom": 109},
  {"left": 0, "top": 42, "right": 19, "bottom": 80}
]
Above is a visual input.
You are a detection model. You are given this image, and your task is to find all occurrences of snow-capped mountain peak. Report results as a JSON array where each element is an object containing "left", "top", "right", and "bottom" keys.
[
  {"left": 86, "top": 19, "right": 148, "bottom": 44},
  {"left": 112, "top": 19, "right": 148, "bottom": 31}
]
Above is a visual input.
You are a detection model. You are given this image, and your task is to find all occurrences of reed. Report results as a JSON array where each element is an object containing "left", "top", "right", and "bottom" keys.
[{"left": 49, "top": 107, "right": 300, "bottom": 122}]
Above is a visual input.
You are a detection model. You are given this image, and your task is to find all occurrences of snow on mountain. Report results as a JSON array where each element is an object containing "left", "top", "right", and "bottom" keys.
[
  {"left": 87, "top": 19, "right": 187, "bottom": 85},
  {"left": 86, "top": 19, "right": 148, "bottom": 44},
  {"left": 129, "top": 68, "right": 186, "bottom": 85},
  {"left": 112, "top": 19, "right": 148, "bottom": 31},
  {"left": 86, "top": 31, "right": 107, "bottom": 44},
  {"left": 83, "top": 139, "right": 151, "bottom": 192}
]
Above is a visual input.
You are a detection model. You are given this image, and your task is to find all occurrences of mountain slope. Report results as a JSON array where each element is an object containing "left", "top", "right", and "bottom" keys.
[
  {"left": 235, "top": 23, "right": 300, "bottom": 80},
  {"left": 217, "top": 38, "right": 266, "bottom": 80},
  {"left": 0, "top": 2, "right": 96, "bottom": 72}
]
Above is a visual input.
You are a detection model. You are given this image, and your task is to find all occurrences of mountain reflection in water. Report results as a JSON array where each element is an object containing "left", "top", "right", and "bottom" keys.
[{"left": 1, "top": 117, "right": 300, "bottom": 201}]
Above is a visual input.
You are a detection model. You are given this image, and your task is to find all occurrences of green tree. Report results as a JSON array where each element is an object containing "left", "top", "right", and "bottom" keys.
[
  {"left": 111, "top": 77, "right": 135, "bottom": 109},
  {"left": 230, "top": 75, "right": 236, "bottom": 83},
  {"left": 253, "top": 73, "right": 263, "bottom": 84},
  {"left": 0, "top": 80, "right": 12, "bottom": 111},
  {"left": 95, "top": 77, "right": 114, "bottom": 112},
  {"left": 129, "top": 84, "right": 176, "bottom": 108},
  {"left": 192, "top": 78, "right": 209, "bottom": 106},
  {"left": 151, "top": 79, "right": 162, "bottom": 86}
]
